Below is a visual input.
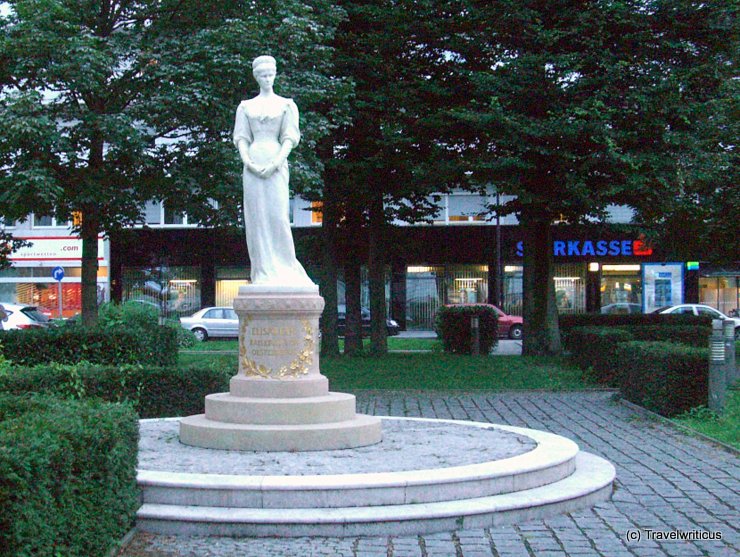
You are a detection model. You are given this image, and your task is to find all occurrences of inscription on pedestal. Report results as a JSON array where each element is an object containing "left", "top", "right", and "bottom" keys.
[{"left": 239, "top": 318, "right": 315, "bottom": 379}]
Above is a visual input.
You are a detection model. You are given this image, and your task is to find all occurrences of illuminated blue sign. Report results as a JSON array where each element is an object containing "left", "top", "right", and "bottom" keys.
[{"left": 515, "top": 239, "right": 653, "bottom": 258}]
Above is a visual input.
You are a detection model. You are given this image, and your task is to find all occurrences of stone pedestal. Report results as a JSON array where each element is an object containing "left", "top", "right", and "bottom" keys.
[{"left": 179, "top": 285, "right": 382, "bottom": 451}]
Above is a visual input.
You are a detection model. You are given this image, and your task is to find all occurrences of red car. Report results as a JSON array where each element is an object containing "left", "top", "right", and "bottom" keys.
[{"left": 445, "top": 304, "right": 523, "bottom": 340}]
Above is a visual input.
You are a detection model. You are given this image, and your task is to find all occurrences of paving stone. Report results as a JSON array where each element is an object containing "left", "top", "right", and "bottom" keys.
[{"left": 118, "top": 392, "right": 740, "bottom": 557}]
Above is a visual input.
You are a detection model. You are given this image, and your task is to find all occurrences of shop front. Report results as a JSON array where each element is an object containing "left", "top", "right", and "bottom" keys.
[{"left": 3, "top": 235, "right": 108, "bottom": 318}]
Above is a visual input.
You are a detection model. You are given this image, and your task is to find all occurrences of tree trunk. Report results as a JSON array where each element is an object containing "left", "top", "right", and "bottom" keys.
[
  {"left": 343, "top": 257, "right": 363, "bottom": 355},
  {"left": 80, "top": 204, "right": 100, "bottom": 327},
  {"left": 521, "top": 207, "right": 561, "bottom": 356},
  {"left": 368, "top": 188, "right": 387, "bottom": 355},
  {"left": 319, "top": 187, "right": 340, "bottom": 357}
]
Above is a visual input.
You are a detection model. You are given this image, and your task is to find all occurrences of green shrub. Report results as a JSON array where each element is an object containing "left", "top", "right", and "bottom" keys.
[
  {"left": 0, "top": 394, "right": 139, "bottom": 557},
  {"left": 564, "top": 326, "right": 634, "bottom": 386},
  {"left": 628, "top": 325, "right": 709, "bottom": 347},
  {"left": 435, "top": 305, "right": 498, "bottom": 354},
  {"left": 560, "top": 312, "right": 712, "bottom": 337},
  {"left": 617, "top": 341, "right": 708, "bottom": 417},
  {"left": 0, "top": 363, "right": 232, "bottom": 418},
  {"left": 0, "top": 326, "right": 177, "bottom": 367}
]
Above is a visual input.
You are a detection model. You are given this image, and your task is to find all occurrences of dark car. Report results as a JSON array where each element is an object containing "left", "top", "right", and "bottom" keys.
[{"left": 336, "top": 304, "right": 400, "bottom": 337}]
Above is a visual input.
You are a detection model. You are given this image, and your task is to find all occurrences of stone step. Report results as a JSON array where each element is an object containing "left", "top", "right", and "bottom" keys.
[
  {"left": 140, "top": 423, "right": 579, "bottom": 509},
  {"left": 179, "top": 413, "right": 383, "bottom": 451},
  {"left": 204, "top": 392, "right": 358, "bottom": 425},
  {"left": 136, "top": 452, "right": 615, "bottom": 537}
]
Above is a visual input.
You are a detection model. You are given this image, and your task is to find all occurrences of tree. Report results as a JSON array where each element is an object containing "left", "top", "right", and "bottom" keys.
[
  {"left": 0, "top": 230, "right": 29, "bottom": 270},
  {"left": 0, "top": 0, "right": 347, "bottom": 325},
  {"left": 323, "top": 0, "right": 463, "bottom": 354},
  {"left": 444, "top": 0, "right": 736, "bottom": 355},
  {"left": 629, "top": 1, "right": 739, "bottom": 264}
]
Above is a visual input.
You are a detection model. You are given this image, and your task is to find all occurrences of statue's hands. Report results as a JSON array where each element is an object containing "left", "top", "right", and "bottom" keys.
[{"left": 257, "top": 159, "right": 283, "bottom": 178}]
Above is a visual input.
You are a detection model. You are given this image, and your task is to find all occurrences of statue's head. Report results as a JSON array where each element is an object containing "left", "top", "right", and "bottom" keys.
[{"left": 252, "top": 55, "right": 277, "bottom": 76}]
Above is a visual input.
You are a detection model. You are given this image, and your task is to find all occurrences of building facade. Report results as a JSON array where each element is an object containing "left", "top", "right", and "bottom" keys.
[{"left": 105, "top": 193, "right": 737, "bottom": 330}]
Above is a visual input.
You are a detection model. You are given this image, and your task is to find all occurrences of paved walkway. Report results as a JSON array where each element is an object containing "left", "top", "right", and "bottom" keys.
[{"left": 119, "top": 392, "right": 739, "bottom": 557}]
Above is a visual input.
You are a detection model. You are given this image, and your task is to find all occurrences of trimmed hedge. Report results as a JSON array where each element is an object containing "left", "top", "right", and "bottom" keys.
[
  {"left": 0, "top": 326, "right": 178, "bottom": 367},
  {"left": 0, "top": 394, "right": 139, "bottom": 557},
  {"left": 628, "top": 325, "right": 709, "bottom": 347},
  {"left": 616, "top": 341, "right": 708, "bottom": 417},
  {"left": 0, "top": 363, "right": 232, "bottom": 418},
  {"left": 560, "top": 313, "right": 712, "bottom": 341},
  {"left": 435, "top": 304, "right": 498, "bottom": 354},
  {"left": 563, "top": 326, "right": 634, "bottom": 386}
]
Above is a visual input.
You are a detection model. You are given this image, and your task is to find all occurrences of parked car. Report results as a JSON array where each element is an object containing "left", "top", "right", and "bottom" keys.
[
  {"left": 336, "top": 304, "right": 400, "bottom": 337},
  {"left": 600, "top": 303, "right": 642, "bottom": 315},
  {"left": 0, "top": 303, "right": 50, "bottom": 330},
  {"left": 444, "top": 304, "right": 523, "bottom": 340},
  {"left": 180, "top": 307, "right": 238, "bottom": 341},
  {"left": 653, "top": 304, "right": 740, "bottom": 337}
]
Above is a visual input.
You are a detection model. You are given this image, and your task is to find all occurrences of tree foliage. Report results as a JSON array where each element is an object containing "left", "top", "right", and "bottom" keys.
[
  {"left": 439, "top": 0, "right": 736, "bottom": 354},
  {"left": 0, "top": 0, "right": 348, "bottom": 323}
]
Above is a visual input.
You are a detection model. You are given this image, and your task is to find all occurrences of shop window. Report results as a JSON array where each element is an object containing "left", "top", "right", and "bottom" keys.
[
  {"left": 215, "top": 267, "right": 250, "bottom": 307},
  {"left": 503, "top": 265, "right": 523, "bottom": 315},
  {"left": 405, "top": 264, "right": 488, "bottom": 330},
  {"left": 121, "top": 266, "right": 201, "bottom": 317},
  {"left": 406, "top": 265, "right": 444, "bottom": 330},
  {"left": 700, "top": 276, "right": 739, "bottom": 316},
  {"left": 600, "top": 264, "right": 642, "bottom": 314},
  {"left": 554, "top": 263, "right": 586, "bottom": 314}
]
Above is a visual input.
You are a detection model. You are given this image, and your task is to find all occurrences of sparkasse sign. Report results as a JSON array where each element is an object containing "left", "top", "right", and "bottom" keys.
[{"left": 515, "top": 239, "right": 653, "bottom": 258}]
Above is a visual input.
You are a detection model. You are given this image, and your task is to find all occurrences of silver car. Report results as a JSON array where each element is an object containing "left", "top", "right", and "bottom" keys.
[
  {"left": 180, "top": 307, "right": 238, "bottom": 341},
  {"left": 653, "top": 304, "right": 740, "bottom": 337}
]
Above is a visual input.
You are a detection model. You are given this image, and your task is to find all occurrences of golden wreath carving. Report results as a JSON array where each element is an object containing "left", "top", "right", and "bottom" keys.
[{"left": 239, "top": 318, "right": 314, "bottom": 379}]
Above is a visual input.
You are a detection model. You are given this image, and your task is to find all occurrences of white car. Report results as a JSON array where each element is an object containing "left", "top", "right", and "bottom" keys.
[
  {"left": 0, "top": 303, "right": 50, "bottom": 330},
  {"left": 653, "top": 304, "right": 740, "bottom": 337},
  {"left": 180, "top": 307, "right": 238, "bottom": 341}
]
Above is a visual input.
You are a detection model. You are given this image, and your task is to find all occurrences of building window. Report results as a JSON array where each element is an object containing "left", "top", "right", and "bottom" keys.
[
  {"left": 447, "top": 194, "right": 488, "bottom": 223},
  {"left": 32, "top": 214, "right": 69, "bottom": 228},
  {"left": 311, "top": 201, "right": 323, "bottom": 224},
  {"left": 140, "top": 202, "right": 193, "bottom": 227}
]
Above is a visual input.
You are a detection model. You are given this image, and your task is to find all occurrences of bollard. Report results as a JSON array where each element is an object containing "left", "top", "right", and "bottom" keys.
[
  {"left": 723, "top": 320, "right": 737, "bottom": 386},
  {"left": 471, "top": 316, "right": 480, "bottom": 356},
  {"left": 708, "top": 319, "right": 726, "bottom": 414}
]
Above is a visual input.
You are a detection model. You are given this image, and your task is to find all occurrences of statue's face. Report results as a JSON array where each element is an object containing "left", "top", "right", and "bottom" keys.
[{"left": 254, "top": 67, "right": 276, "bottom": 90}]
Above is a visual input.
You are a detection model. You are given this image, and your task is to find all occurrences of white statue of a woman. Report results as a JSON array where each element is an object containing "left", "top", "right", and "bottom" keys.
[{"left": 233, "top": 55, "right": 314, "bottom": 287}]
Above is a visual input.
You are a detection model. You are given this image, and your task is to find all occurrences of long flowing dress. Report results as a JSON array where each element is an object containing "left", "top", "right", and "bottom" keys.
[{"left": 233, "top": 96, "right": 313, "bottom": 287}]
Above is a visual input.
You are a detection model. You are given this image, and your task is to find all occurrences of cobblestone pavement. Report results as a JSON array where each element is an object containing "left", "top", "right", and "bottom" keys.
[{"left": 119, "top": 391, "right": 739, "bottom": 557}]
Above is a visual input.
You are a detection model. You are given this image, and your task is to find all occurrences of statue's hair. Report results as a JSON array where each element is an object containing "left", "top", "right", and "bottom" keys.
[{"left": 252, "top": 55, "right": 277, "bottom": 73}]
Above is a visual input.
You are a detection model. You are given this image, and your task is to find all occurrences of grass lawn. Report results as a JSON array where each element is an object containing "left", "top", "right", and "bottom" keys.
[
  {"left": 178, "top": 351, "right": 592, "bottom": 391},
  {"left": 184, "top": 337, "right": 442, "bottom": 352},
  {"left": 673, "top": 389, "right": 740, "bottom": 450}
]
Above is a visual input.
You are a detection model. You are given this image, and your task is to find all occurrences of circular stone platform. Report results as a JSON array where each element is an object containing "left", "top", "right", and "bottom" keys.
[
  {"left": 140, "top": 417, "right": 537, "bottom": 475},
  {"left": 136, "top": 417, "right": 615, "bottom": 537}
]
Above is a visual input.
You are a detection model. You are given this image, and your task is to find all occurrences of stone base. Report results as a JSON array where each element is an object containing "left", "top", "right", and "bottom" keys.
[
  {"left": 179, "top": 413, "right": 382, "bottom": 452},
  {"left": 178, "top": 285, "right": 383, "bottom": 452}
]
